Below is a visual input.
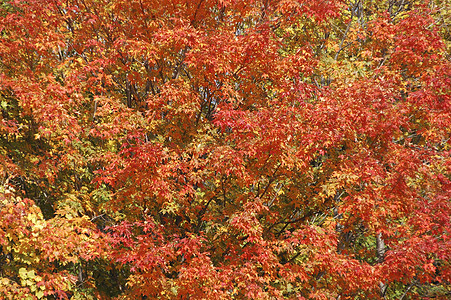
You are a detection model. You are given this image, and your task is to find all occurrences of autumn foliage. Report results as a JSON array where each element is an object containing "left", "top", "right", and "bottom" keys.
[{"left": 0, "top": 0, "right": 450, "bottom": 299}]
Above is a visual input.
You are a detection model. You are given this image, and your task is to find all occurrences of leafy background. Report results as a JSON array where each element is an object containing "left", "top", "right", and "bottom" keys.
[{"left": 0, "top": 0, "right": 450, "bottom": 299}]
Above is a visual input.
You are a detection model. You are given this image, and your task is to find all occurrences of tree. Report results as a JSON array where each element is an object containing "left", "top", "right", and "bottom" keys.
[{"left": 0, "top": 0, "right": 450, "bottom": 299}]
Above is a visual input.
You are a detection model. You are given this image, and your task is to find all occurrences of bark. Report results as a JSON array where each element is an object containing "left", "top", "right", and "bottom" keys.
[{"left": 377, "top": 233, "right": 387, "bottom": 298}]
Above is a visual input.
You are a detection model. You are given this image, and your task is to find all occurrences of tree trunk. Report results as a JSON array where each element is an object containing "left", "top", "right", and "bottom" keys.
[{"left": 377, "top": 233, "right": 387, "bottom": 298}]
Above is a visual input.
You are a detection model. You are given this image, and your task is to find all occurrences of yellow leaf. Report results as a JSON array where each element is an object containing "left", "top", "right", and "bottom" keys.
[{"left": 19, "top": 267, "right": 27, "bottom": 279}]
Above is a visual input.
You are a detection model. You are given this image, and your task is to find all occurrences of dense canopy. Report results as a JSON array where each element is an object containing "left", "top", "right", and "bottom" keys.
[{"left": 0, "top": 0, "right": 450, "bottom": 299}]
